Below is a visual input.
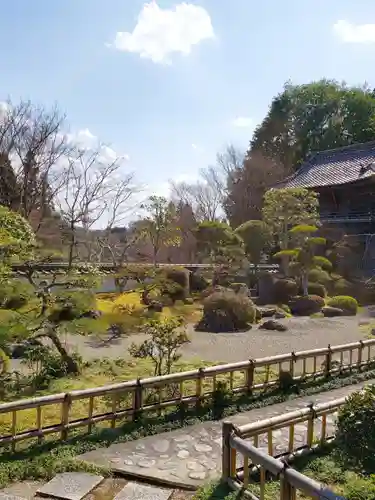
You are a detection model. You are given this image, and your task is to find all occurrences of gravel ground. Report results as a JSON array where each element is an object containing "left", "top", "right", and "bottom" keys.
[
  {"left": 51, "top": 313, "right": 373, "bottom": 364},
  {"left": 10, "top": 310, "right": 375, "bottom": 373}
]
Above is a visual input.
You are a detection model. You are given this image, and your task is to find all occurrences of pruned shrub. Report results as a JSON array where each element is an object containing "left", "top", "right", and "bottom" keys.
[
  {"left": 196, "top": 289, "right": 256, "bottom": 333},
  {"left": 336, "top": 384, "right": 375, "bottom": 470},
  {"left": 308, "top": 267, "right": 332, "bottom": 285},
  {"left": 50, "top": 290, "right": 96, "bottom": 321},
  {"left": 164, "top": 267, "right": 189, "bottom": 290},
  {"left": 162, "top": 267, "right": 189, "bottom": 302},
  {"left": 273, "top": 279, "right": 298, "bottom": 304},
  {"left": 0, "top": 280, "right": 34, "bottom": 310},
  {"left": 278, "top": 370, "right": 295, "bottom": 392},
  {"left": 326, "top": 295, "right": 358, "bottom": 316},
  {"left": 189, "top": 272, "right": 210, "bottom": 292},
  {"left": 212, "top": 381, "right": 231, "bottom": 419},
  {"left": 279, "top": 304, "right": 291, "bottom": 315},
  {"left": 289, "top": 295, "right": 325, "bottom": 316},
  {"left": 216, "top": 271, "right": 232, "bottom": 287},
  {"left": 307, "top": 282, "right": 326, "bottom": 298},
  {"left": 332, "top": 277, "right": 355, "bottom": 296}
]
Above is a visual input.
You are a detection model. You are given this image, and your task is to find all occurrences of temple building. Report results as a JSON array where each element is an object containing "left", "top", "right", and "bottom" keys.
[{"left": 277, "top": 141, "right": 375, "bottom": 274}]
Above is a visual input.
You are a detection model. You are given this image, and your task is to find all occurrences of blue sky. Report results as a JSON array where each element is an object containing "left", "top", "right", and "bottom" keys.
[{"left": 2, "top": 0, "right": 375, "bottom": 195}]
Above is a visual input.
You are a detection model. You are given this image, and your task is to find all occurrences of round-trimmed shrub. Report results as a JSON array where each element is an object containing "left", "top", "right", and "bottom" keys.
[
  {"left": 289, "top": 295, "right": 325, "bottom": 316},
  {"left": 273, "top": 279, "right": 298, "bottom": 304},
  {"left": 196, "top": 289, "right": 256, "bottom": 332},
  {"left": 189, "top": 272, "right": 209, "bottom": 292},
  {"left": 160, "top": 267, "right": 189, "bottom": 302},
  {"left": 326, "top": 295, "right": 358, "bottom": 316},
  {"left": 164, "top": 267, "right": 189, "bottom": 289},
  {"left": 308, "top": 268, "right": 332, "bottom": 285},
  {"left": 307, "top": 282, "right": 326, "bottom": 298},
  {"left": 336, "top": 384, "right": 375, "bottom": 470}
]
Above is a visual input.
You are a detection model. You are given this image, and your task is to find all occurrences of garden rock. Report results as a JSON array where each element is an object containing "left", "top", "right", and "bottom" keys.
[
  {"left": 258, "top": 319, "right": 288, "bottom": 332},
  {"left": 257, "top": 306, "right": 276, "bottom": 318},
  {"left": 322, "top": 306, "right": 343, "bottom": 317},
  {"left": 274, "top": 310, "right": 287, "bottom": 319},
  {"left": 81, "top": 310, "right": 102, "bottom": 319},
  {"left": 148, "top": 301, "right": 163, "bottom": 313}
]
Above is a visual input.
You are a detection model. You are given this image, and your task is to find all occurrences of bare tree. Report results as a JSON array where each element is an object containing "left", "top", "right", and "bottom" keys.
[
  {"left": 170, "top": 180, "right": 222, "bottom": 221},
  {"left": 56, "top": 147, "right": 136, "bottom": 268},
  {"left": 0, "top": 98, "right": 72, "bottom": 229},
  {"left": 170, "top": 144, "right": 244, "bottom": 222}
]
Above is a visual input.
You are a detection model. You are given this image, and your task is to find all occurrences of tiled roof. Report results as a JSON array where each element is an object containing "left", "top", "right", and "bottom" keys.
[{"left": 278, "top": 141, "right": 375, "bottom": 189}]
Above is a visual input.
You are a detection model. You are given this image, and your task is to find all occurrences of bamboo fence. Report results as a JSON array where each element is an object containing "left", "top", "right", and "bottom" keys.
[
  {"left": 1, "top": 338, "right": 374, "bottom": 450},
  {"left": 222, "top": 396, "right": 348, "bottom": 499}
]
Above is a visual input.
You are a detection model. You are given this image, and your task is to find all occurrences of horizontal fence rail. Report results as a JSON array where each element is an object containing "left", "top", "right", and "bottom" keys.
[
  {"left": 11, "top": 262, "right": 279, "bottom": 272},
  {"left": 222, "top": 396, "right": 349, "bottom": 499},
  {"left": 1, "top": 338, "right": 375, "bottom": 450}
]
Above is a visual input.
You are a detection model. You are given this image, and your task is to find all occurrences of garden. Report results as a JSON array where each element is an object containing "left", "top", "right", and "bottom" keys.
[{"left": 0, "top": 187, "right": 374, "bottom": 493}]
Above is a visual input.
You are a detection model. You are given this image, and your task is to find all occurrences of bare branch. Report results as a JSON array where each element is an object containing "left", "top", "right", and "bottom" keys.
[{"left": 55, "top": 145, "right": 138, "bottom": 267}]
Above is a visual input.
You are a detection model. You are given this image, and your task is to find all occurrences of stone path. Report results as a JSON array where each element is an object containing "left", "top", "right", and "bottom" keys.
[
  {"left": 1, "top": 380, "right": 373, "bottom": 499},
  {"left": 0, "top": 475, "right": 187, "bottom": 500},
  {"left": 78, "top": 379, "right": 375, "bottom": 490}
]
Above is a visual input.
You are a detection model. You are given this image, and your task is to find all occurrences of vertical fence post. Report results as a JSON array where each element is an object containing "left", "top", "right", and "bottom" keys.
[
  {"left": 133, "top": 378, "right": 143, "bottom": 421},
  {"left": 289, "top": 352, "right": 295, "bottom": 380},
  {"left": 222, "top": 421, "right": 234, "bottom": 482},
  {"left": 61, "top": 393, "right": 72, "bottom": 441},
  {"left": 358, "top": 340, "right": 363, "bottom": 370},
  {"left": 280, "top": 470, "right": 294, "bottom": 500},
  {"left": 324, "top": 344, "right": 332, "bottom": 377},
  {"left": 306, "top": 403, "right": 315, "bottom": 448},
  {"left": 196, "top": 367, "right": 204, "bottom": 409},
  {"left": 246, "top": 359, "right": 254, "bottom": 393}
]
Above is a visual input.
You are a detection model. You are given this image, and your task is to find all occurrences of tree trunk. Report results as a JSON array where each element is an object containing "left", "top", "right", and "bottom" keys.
[
  {"left": 35, "top": 329, "right": 80, "bottom": 374},
  {"left": 68, "top": 221, "right": 75, "bottom": 270},
  {"left": 301, "top": 271, "right": 308, "bottom": 296}
]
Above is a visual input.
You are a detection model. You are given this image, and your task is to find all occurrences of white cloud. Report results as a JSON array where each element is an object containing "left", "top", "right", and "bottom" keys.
[
  {"left": 65, "top": 129, "right": 129, "bottom": 163},
  {"left": 66, "top": 128, "right": 97, "bottom": 150},
  {"left": 231, "top": 116, "right": 253, "bottom": 128},
  {"left": 109, "top": 1, "right": 215, "bottom": 64},
  {"left": 0, "top": 101, "right": 9, "bottom": 117},
  {"left": 191, "top": 143, "right": 198, "bottom": 150},
  {"left": 333, "top": 20, "right": 375, "bottom": 43},
  {"left": 99, "top": 145, "right": 130, "bottom": 163}
]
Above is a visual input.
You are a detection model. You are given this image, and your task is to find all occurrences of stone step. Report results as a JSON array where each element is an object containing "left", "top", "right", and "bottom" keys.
[
  {"left": 36, "top": 472, "right": 104, "bottom": 500},
  {"left": 0, "top": 477, "right": 181, "bottom": 500},
  {"left": 113, "top": 482, "right": 173, "bottom": 500}
]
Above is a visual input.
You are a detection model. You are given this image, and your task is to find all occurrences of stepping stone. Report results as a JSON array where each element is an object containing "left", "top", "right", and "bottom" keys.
[
  {"left": 114, "top": 482, "right": 172, "bottom": 500},
  {"left": 37, "top": 472, "right": 104, "bottom": 500}
]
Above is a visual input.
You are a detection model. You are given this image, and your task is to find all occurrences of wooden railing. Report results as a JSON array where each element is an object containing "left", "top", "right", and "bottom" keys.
[
  {"left": 1, "top": 338, "right": 375, "bottom": 451},
  {"left": 222, "top": 396, "right": 347, "bottom": 499}
]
